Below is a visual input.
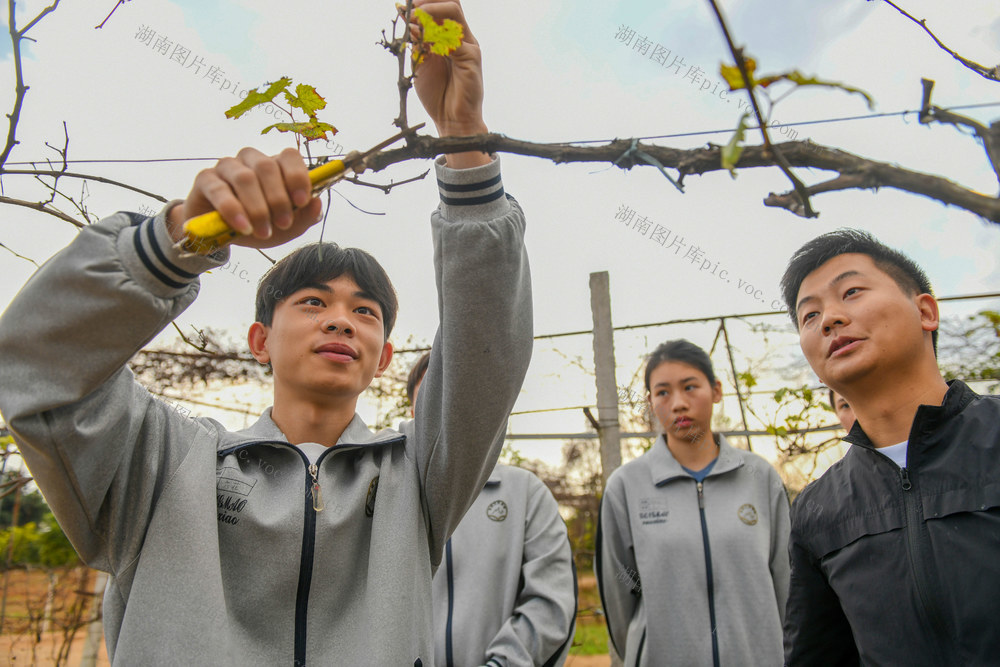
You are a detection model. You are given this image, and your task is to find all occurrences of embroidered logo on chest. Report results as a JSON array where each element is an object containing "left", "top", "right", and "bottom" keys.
[
  {"left": 738, "top": 503, "right": 758, "bottom": 525},
  {"left": 216, "top": 466, "right": 255, "bottom": 526},
  {"left": 638, "top": 498, "right": 669, "bottom": 525},
  {"left": 486, "top": 500, "right": 508, "bottom": 522}
]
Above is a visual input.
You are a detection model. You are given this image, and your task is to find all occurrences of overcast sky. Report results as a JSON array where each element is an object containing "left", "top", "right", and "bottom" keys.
[{"left": 1, "top": 0, "right": 998, "bottom": 466}]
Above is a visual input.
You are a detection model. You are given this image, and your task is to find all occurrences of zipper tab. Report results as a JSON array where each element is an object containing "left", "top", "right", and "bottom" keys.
[
  {"left": 900, "top": 467, "right": 912, "bottom": 491},
  {"left": 309, "top": 463, "right": 324, "bottom": 512},
  {"left": 697, "top": 481, "right": 705, "bottom": 509}
]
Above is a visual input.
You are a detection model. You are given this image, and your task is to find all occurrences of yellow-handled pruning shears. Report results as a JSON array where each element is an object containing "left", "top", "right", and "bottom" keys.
[{"left": 176, "top": 123, "right": 424, "bottom": 255}]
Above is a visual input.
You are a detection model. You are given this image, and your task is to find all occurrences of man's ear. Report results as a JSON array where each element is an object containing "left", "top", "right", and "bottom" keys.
[
  {"left": 916, "top": 293, "right": 940, "bottom": 336},
  {"left": 248, "top": 322, "right": 271, "bottom": 364},
  {"left": 373, "top": 340, "right": 394, "bottom": 378},
  {"left": 712, "top": 379, "right": 724, "bottom": 404}
]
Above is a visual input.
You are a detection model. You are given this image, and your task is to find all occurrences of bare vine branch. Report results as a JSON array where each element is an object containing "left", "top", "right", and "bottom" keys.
[
  {"left": 0, "top": 194, "right": 83, "bottom": 226},
  {"left": 919, "top": 78, "right": 1000, "bottom": 189},
  {"left": 95, "top": 0, "right": 130, "bottom": 30},
  {"left": 0, "top": 0, "right": 61, "bottom": 170},
  {"left": 344, "top": 168, "right": 429, "bottom": 194},
  {"left": 706, "top": 0, "right": 817, "bottom": 217},
  {"left": 361, "top": 132, "right": 1000, "bottom": 223},
  {"left": 877, "top": 0, "right": 1000, "bottom": 83},
  {"left": 0, "top": 240, "right": 37, "bottom": 266},
  {"left": 1, "top": 168, "right": 167, "bottom": 201}
]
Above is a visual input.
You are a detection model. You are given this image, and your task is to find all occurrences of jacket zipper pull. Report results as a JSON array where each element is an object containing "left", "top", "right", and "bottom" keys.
[
  {"left": 697, "top": 481, "right": 705, "bottom": 509},
  {"left": 900, "top": 467, "right": 912, "bottom": 491},
  {"left": 309, "top": 463, "right": 324, "bottom": 512}
]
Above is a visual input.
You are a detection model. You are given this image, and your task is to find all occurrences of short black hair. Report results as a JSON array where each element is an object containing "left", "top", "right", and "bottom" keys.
[
  {"left": 780, "top": 229, "right": 937, "bottom": 351},
  {"left": 406, "top": 351, "right": 431, "bottom": 404},
  {"left": 644, "top": 339, "right": 717, "bottom": 392},
  {"left": 255, "top": 242, "right": 398, "bottom": 340},
  {"left": 828, "top": 387, "right": 837, "bottom": 410}
]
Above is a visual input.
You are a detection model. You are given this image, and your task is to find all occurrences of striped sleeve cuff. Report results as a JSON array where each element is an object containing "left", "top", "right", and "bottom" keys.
[
  {"left": 118, "top": 201, "right": 229, "bottom": 297},
  {"left": 434, "top": 154, "right": 510, "bottom": 223}
]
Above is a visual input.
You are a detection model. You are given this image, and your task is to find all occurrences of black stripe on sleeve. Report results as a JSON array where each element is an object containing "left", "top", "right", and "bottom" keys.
[
  {"left": 132, "top": 225, "right": 187, "bottom": 289},
  {"left": 145, "top": 219, "right": 199, "bottom": 280},
  {"left": 439, "top": 188, "right": 506, "bottom": 207}
]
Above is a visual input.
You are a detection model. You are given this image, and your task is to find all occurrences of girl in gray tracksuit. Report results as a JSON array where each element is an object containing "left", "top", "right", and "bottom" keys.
[{"left": 596, "top": 340, "right": 790, "bottom": 666}]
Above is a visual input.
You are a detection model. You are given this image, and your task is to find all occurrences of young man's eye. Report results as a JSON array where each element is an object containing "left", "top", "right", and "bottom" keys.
[
  {"left": 301, "top": 297, "right": 324, "bottom": 307},
  {"left": 801, "top": 311, "right": 818, "bottom": 326},
  {"left": 844, "top": 287, "right": 860, "bottom": 298},
  {"left": 355, "top": 306, "right": 378, "bottom": 317}
]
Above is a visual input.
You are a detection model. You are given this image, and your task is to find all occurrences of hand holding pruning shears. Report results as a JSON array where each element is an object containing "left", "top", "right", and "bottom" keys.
[{"left": 166, "top": 125, "right": 422, "bottom": 255}]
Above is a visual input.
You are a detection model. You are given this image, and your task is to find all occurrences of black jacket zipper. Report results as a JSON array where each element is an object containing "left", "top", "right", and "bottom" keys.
[
  {"left": 696, "top": 481, "right": 721, "bottom": 667},
  {"left": 899, "top": 466, "right": 950, "bottom": 665}
]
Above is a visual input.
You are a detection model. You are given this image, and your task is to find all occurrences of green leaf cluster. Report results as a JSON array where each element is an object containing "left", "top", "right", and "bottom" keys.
[{"left": 225, "top": 78, "right": 337, "bottom": 143}]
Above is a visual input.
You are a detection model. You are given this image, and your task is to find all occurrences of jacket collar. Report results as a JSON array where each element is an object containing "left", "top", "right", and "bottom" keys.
[
  {"left": 648, "top": 432, "right": 744, "bottom": 486},
  {"left": 842, "top": 379, "right": 977, "bottom": 450},
  {"left": 219, "top": 407, "right": 405, "bottom": 451},
  {"left": 485, "top": 466, "right": 502, "bottom": 486}
]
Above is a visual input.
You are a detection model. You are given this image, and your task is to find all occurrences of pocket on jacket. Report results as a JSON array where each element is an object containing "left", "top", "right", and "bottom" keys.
[
  {"left": 921, "top": 481, "right": 1000, "bottom": 519},
  {"left": 808, "top": 508, "right": 904, "bottom": 559}
]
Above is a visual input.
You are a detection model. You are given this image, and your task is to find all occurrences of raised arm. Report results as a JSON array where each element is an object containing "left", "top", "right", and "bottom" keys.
[
  {"left": 0, "top": 149, "right": 321, "bottom": 571},
  {"left": 399, "top": 0, "right": 534, "bottom": 561}
]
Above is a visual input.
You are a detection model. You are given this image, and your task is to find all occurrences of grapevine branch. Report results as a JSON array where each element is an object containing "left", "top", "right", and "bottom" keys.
[
  {"left": 876, "top": 0, "right": 1000, "bottom": 83},
  {"left": 706, "top": 0, "right": 816, "bottom": 218},
  {"left": 362, "top": 131, "right": 1000, "bottom": 224},
  {"left": 919, "top": 78, "right": 1000, "bottom": 188}
]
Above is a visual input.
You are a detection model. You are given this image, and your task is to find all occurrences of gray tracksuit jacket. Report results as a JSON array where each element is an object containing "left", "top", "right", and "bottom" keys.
[
  {"left": 0, "top": 156, "right": 533, "bottom": 666},
  {"left": 596, "top": 434, "right": 790, "bottom": 667},
  {"left": 430, "top": 465, "right": 577, "bottom": 667}
]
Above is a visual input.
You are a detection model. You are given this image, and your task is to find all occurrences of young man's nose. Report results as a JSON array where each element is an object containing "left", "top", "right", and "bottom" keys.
[
  {"left": 321, "top": 314, "right": 354, "bottom": 335},
  {"left": 821, "top": 306, "right": 849, "bottom": 334}
]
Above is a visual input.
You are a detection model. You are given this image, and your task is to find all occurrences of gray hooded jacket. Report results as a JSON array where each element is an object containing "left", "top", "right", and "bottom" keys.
[
  {"left": 596, "top": 434, "right": 790, "bottom": 667},
  {"left": 431, "top": 465, "right": 577, "bottom": 667},
  {"left": 0, "top": 156, "right": 532, "bottom": 666}
]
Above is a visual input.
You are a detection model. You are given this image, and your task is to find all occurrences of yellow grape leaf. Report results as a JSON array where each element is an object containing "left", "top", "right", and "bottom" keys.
[
  {"left": 722, "top": 112, "right": 750, "bottom": 179},
  {"left": 720, "top": 58, "right": 757, "bottom": 90},
  {"left": 225, "top": 77, "right": 292, "bottom": 119},
  {"left": 720, "top": 58, "right": 874, "bottom": 109},
  {"left": 262, "top": 121, "right": 337, "bottom": 141},
  {"left": 783, "top": 71, "right": 875, "bottom": 110},
  {"left": 284, "top": 83, "right": 328, "bottom": 119},
  {"left": 412, "top": 7, "right": 463, "bottom": 63}
]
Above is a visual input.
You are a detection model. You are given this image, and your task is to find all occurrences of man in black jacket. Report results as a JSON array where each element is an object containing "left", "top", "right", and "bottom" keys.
[{"left": 779, "top": 229, "right": 1000, "bottom": 666}]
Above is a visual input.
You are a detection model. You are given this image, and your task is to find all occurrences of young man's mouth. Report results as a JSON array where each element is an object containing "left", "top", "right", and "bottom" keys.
[
  {"left": 315, "top": 342, "right": 358, "bottom": 363},
  {"left": 829, "top": 336, "right": 862, "bottom": 358}
]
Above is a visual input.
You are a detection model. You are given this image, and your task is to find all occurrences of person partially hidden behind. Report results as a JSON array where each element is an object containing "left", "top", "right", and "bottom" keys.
[
  {"left": 781, "top": 229, "right": 1000, "bottom": 666},
  {"left": 0, "top": 2, "right": 534, "bottom": 664},
  {"left": 408, "top": 353, "right": 578, "bottom": 667},
  {"left": 828, "top": 388, "right": 856, "bottom": 431}
]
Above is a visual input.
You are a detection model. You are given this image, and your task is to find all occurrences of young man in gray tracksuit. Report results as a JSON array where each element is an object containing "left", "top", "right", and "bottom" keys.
[
  {"left": 0, "top": 3, "right": 533, "bottom": 664},
  {"left": 408, "top": 355, "right": 578, "bottom": 667}
]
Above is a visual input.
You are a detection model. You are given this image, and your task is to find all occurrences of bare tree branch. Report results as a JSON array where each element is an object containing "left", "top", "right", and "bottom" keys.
[
  {"left": 362, "top": 132, "right": 1000, "bottom": 223},
  {"left": 877, "top": 0, "right": 1000, "bottom": 83},
  {"left": 0, "top": 194, "right": 84, "bottom": 226},
  {"left": 1, "top": 168, "right": 168, "bottom": 201},
  {"left": 0, "top": 240, "right": 38, "bottom": 266},
  {"left": 706, "top": 0, "right": 817, "bottom": 217},
  {"left": 0, "top": 0, "right": 61, "bottom": 170},
  {"left": 95, "top": 0, "right": 131, "bottom": 30},
  {"left": 918, "top": 78, "right": 1000, "bottom": 189},
  {"left": 344, "top": 168, "right": 429, "bottom": 194}
]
